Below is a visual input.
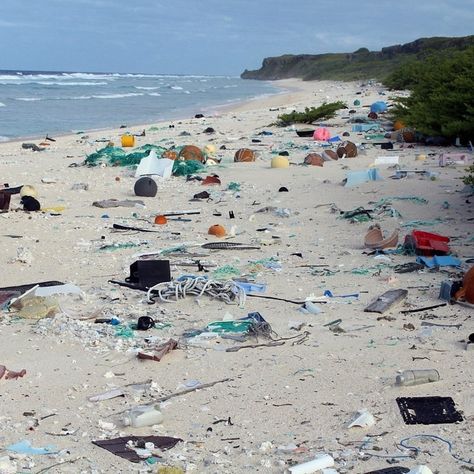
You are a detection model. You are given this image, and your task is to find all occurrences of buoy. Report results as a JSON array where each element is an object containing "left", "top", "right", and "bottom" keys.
[
  {"left": 234, "top": 148, "right": 255, "bottom": 162},
  {"left": 179, "top": 145, "right": 204, "bottom": 162},
  {"left": 208, "top": 224, "right": 226, "bottom": 237},
  {"left": 134, "top": 177, "right": 157, "bottom": 197},
  {"left": 154, "top": 215, "right": 167, "bottom": 225}
]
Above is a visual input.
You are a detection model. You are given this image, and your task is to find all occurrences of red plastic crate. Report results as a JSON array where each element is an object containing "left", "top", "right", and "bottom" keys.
[{"left": 405, "top": 230, "right": 450, "bottom": 256}]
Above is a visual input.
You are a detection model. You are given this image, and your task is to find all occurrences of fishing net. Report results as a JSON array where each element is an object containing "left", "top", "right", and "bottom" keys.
[
  {"left": 85, "top": 144, "right": 167, "bottom": 167},
  {"left": 84, "top": 144, "right": 205, "bottom": 176}
]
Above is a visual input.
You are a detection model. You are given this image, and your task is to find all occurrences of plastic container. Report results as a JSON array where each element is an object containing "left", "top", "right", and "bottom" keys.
[
  {"left": 271, "top": 156, "right": 289, "bottom": 169},
  {"left": 288, "top": 454, "right": 334, "bottom": 473},
  {"left": 396, "top": 369, "right": 440, "bottom": 387},
  {"left": 404, "top": 231, "right": 450, "bottom": 256},
  {"left": 122, "top": 405, "right": 163, "bottom": 428},
  {"left": 121, "top": 134, "right": 135, "bottom": 147}
]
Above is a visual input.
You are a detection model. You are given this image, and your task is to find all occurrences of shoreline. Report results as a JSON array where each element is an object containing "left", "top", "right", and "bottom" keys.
[
  {"left": 0, "top": 79, "right": 297, "bottom": 145},
  {"left": 0, "top": 78, "right": 340, "bottom": 146}
]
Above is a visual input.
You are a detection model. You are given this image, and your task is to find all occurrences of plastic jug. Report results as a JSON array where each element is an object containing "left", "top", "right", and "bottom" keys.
[{"left": 122, "top": 405, "right": 163, "bottom": 428}]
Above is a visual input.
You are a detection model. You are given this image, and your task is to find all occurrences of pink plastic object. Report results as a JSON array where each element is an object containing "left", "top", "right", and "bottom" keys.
[
  {"left": 439, "top": 153, "right": 471, "bottom": 167},
  {"left": 313, "top": 127, "right": 331, "bottom": 141}
]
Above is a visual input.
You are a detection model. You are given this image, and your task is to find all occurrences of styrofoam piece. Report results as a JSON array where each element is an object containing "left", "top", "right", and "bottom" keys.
[
  {"left": 89, "top": 388, "right": 124, "bottom": 402},
  {"left": 374, "top": 155, "right": 399, "bottom": 166},
  {"left": 299, "top": 301, "right": 323, "bottom": 315},
  {"left": 135, "top": 150, "right": 174, "bottom": 178},
  {"left": 345, "top": 168, "right": 383, "bottom": 187},
  {"left": 407, "top": 466, "right": 433, "bottom": 474},
  {"left": 348, "top": 409, "right": 376, "bottom": 428},
  {"left": 288, "top": 454, "right": 334, "bottom": 473}
]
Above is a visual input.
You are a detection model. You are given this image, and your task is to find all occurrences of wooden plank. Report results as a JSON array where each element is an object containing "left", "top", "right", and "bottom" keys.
[{"left": 364, "top": 289, "right": 408, "bottom": 314}]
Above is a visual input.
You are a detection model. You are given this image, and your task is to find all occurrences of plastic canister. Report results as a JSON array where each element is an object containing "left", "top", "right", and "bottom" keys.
[
  {"left": 271, "top": 156, "right": 289, "bottom": 169},
  {"left": 121, "top": 134, "right": 135, "bottom": 147},
  {"left": 395, "top": 369, "right": 440, "bottom": 387},
  {"left": 122, "top": 405, "right": 163, "bottom": 428},
  {"left": 288, "top": 454, "right": 334, "bottom": 473}
]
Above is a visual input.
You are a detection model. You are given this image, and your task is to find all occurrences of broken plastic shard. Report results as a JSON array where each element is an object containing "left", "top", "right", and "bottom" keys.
[{"left": 348, "top": 409, "right": 376, "bottom": 428}]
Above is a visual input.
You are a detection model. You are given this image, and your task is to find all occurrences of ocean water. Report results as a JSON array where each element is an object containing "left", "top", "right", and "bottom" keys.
[{"left": 0, "top": 70, "right": 280, "bottom": 141}]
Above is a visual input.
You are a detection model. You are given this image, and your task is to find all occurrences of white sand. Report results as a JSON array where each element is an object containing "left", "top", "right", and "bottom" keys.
[{"left": 0, "top": 79, "right": 473, "bottom": 473}]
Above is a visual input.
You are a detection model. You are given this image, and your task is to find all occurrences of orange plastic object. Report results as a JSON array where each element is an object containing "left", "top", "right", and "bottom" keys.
[
  {"left": 394, "top": 120, "right": 405, "bottom": 131},
  {"left": 455, "top": 266, "right": 474, "bottom": 304},
  {"left": 179, "top": 145, "right": 204, "bottom": 162},
  {"left": 364, "top": 224, "right": 399, "bottom": 249},
  {"left": 154, "top": 215, "right": 168, "bottom": 225},
  {"left": 234, "top": 148, "right": 255, "bottom": 162},
  {"left": 304, "top": 153, "right": 324, "bottom": 166},
  {"left": 208, "top": 224, "right": 226, "bottom": 237},
  {"left": 202, "top": 175, "right": 221, "bottom": 185},
  {"left": 121, "top": 135, "right": 135, "bottom": 147},
  {"left": 162, "top": 150, "right": 178, "bottom": 160}
]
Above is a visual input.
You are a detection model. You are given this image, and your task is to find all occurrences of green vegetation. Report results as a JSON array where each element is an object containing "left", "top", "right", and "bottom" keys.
[
  {"left": 276, "top": 101, "right": 346, "bottom": 126},
  {"left": 389, "top": 46, "right": 474, "bottom": 142},
  {"left": 463, "top": 165, "right": 474, "bottom": 187},
  {"left": 241, "top": 35, "right": 474, "bottom": 82}
]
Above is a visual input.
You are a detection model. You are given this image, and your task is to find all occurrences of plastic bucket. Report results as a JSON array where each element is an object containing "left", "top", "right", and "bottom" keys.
[{"left": 121, "top": 135, "right": 135, "bottom": 147}]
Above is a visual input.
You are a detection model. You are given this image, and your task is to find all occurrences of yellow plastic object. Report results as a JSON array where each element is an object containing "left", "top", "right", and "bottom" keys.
[
  {"left": 157, "top": 467, "right": 184, "bottom": 474},
  {"left": 416, "top": 154, "right": 427, "bottom": 161},
  {"left": 13, "top": 296, "right": 59, "bottom": 320},
  {"left": 20, "top": 185, "right": 37, "bottom": 198},
  {"left": 271, "top": 156, "right": 289, "bottom": 169},
  {"left": 41, "top": 206, "right": 66, "bottom": 213},
  {"left": 121, "top": 135, "right": 135, "bottom": 147},
  {"left": 204, "top": 144, "right": 216, "bottom": 155}
]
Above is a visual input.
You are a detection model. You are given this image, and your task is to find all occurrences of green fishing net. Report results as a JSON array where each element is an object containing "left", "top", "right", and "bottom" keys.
[
  {"left": 84, "top": 144, "right": 206, "bottom": 176},
  {"left": 85, "top": 144, "right": 167, "bottom": 167},
  {"left": 172, "top": 159, "right": 205, "bottom": 176}
]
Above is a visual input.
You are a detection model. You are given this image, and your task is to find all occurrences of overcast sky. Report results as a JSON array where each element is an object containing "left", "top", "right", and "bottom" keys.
[{"left": 1, "top": 0, "right": 473, "bottom": 75}]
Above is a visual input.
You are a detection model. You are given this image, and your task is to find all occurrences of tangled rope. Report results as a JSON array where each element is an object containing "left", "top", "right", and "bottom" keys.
[{"left": 147, "top": 276, "right": 246, "bottom": 306}]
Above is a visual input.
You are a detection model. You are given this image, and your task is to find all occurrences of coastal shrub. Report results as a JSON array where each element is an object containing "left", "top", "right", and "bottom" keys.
[
  {"left": 463, "top": 165, "right": 474, "bottom": 187},
  {"left": 388, "top": 46, "right": 474, "bottom": 142},
  {"left": 276, "top": 101, "right": 346, "bottom": 126}
]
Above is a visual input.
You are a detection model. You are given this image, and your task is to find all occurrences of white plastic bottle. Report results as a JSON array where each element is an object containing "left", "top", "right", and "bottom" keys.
[
  {"left": 122, "top": 405, "right": 163, "bottom": 428},
  {"left": 396, "top": 369, "right": 440, "bottom": 387}
]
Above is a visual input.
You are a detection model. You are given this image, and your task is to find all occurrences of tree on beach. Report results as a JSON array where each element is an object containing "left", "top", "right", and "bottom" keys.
[
  {"left": 387, "top": 46, "right": 474, "bottom": 143},
  {"left": 276, "top": 101, "right": 346, "bottom": 126}
]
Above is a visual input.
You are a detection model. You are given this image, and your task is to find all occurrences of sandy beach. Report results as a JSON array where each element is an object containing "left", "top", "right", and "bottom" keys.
[{"left": 0, "top": 78, "right": 473, "bottom": 474}]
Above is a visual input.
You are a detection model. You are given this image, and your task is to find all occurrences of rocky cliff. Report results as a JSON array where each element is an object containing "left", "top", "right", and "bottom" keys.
[{"left": 241, "top": 36, "right": 474, "bottom": 81}]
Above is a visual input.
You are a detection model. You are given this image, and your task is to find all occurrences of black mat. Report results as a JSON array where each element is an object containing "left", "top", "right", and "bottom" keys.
[
  {"left": 92, "top": 435, "right": 182, "bottom": 463},
  {"left": 0, "top": 281, "right": 64, "bottom": 294},
  {"left": 396, "top": 396, "right": 463, "bottom": 425}
]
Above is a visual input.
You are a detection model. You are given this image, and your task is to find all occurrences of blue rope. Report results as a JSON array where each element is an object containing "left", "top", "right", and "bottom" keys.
[{"left": 399, "top": 434, "right": 474, "bottom": 466}]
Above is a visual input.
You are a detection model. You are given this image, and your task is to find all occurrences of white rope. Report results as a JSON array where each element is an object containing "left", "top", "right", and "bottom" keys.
[{"left": 147, "top": 276, "right": 246, "bottom": 306}]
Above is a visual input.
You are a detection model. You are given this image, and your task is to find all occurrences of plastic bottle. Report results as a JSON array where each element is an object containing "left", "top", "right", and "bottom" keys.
[
  {"left": 396, "top": 369, "right": 440, "bottom": 387},
  {"left": 122, "top": 405, "right": 163, "bottom": 428}
]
